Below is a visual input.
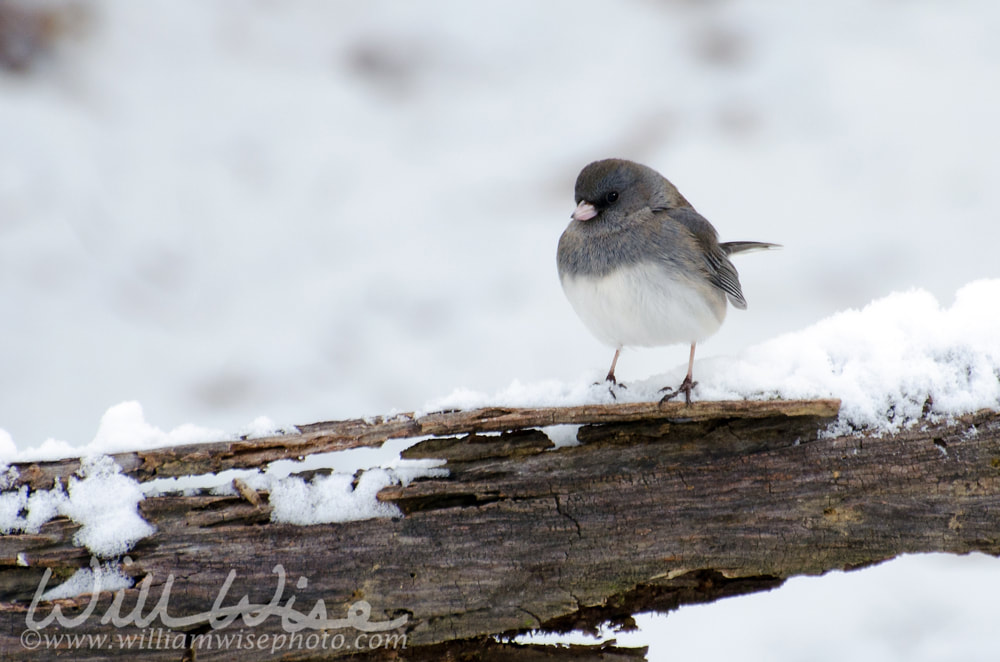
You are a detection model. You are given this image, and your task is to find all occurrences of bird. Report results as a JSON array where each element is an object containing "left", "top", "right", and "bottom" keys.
[{"left": 556, "top": 158, "right": 777, "bottom": 405}]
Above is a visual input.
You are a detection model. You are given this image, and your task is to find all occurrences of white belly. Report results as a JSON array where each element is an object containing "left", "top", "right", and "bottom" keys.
[{"left": 561, "top": 262, "right": 726, "bottom": 349}]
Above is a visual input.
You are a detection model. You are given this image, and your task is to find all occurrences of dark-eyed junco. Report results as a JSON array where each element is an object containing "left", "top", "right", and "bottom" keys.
[{"left": 557, "top": 158, "right": 777, "bottom": 404}]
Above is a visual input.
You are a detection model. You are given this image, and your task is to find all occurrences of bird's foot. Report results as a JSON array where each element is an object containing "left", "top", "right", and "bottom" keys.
[
  {"left": 658, "top": 376, "right": 697, "bottom": 406},
  {"left": 594, "top": 376, "right": 627, "bottom": 399}
]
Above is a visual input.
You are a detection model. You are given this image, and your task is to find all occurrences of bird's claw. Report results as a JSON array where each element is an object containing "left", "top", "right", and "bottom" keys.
[
  {"left": 658, "top": 376, "right": 697, "bottom": 406},
  {"left": 594, "top": 377, "right": 627, "bottom": 399}
]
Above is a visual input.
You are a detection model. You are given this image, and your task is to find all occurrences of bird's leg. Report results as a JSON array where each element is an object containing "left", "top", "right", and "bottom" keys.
[
  {"left": 659, "top": 343, "right": 699, "bottom": 406},
  {"left": 596, "top": 347, "right": 626, "bottom": 399},
  {"left": 605, "top": 347, "right": 622, "bottom": 384}
]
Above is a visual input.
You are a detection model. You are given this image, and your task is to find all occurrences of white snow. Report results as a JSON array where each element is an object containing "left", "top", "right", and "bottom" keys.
[
  {"left": 138, "top": 432, "right": 448, "bottom": 523},
  {"left": 541, "top": 425, "right": 583, "bottom": 449},
  {"left": 0, "top": 401, "right": 225, "bottom": 463},
  {"left": 238, "top": 416, "right": 299, "bottom": 440},
  {"left": 0, "top": 455, "right": 154, "bottom": 558},
  {"left": 0, "top": 446, "right": 446, "bottom": 561},
  {"left": 138, "top": 444, "right": 448, "bottom": 525},
  {"left": 520, "top": 552, "right": 1000, "bottom": 661},
  {"left": 696, "top": 280, "right": 1000, "bottom": 434},
  {"left": 41, "top": 559, "right": 134, "bottom": 601},
  {"left": 0, "top": 402, "right": 304, "bottom": 464},
  {"left": 89, "top": 402, "right": 223, "bottom": 455},
  {"left": 61, "top": 456, "right": 157, "bottom": 558},
  {"left": 0, "top": 417, "right": 447, "bottom": 563},
  {"left": 267, "top": 468, "right": 402, "bottom": 525},
  {"left": 430, "top": 281, "right": 1000, "bottom": 436},
  {"left": 0, "top": 488, "right": 28, "bottom": 533},
  {"left": 0, "top": 395, "right": 447, "bottom": 559},
  {"left": 424, "top": 380, "right": 616, "bottom": 414}
]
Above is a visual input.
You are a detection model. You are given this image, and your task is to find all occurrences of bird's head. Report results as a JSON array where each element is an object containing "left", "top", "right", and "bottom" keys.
[{"left": 571, "top": 158, "right": 691, "bottom": 224}]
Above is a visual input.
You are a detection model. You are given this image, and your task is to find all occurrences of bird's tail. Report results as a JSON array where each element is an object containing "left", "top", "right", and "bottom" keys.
[{"left": 719, "top": 241, "right": 781, "bottom": 256}]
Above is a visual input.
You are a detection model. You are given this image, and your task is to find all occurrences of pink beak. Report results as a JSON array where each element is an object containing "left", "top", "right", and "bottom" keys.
[{"left": 572, "top": 200, "right": 598, "bottom": 222}]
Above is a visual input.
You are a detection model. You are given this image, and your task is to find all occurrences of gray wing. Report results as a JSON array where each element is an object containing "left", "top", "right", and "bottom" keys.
[{"left": 652, "top": 206, "right": 748, "bottom": 310}]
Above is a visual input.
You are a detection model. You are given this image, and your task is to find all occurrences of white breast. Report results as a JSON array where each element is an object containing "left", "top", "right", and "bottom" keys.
[{"left": 560, "top": 262, "right": 727, "bottom": 349}]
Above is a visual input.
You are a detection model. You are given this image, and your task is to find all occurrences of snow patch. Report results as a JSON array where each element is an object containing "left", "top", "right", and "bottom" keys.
[
  {"left": 695, "top": 280, "right": 1000, "bottom": 434},
  {"left": 388, "top": 459, "right": 449, "bottom": 487},
  {"left": 1, "top": 402, "right": 225, "bottom": 463},
  {"left": 0, "top": 456, "right": 155, "bottom": 558},
  {"left": 238, "top": 416, "right": 299, "bottom": 439},
  {"left": 543, "top": 425, "right": 583, "bottom": 449},
  {"left": 430, "top": 281, "right": 1000, "bottom": 436},
  {"left": 1, "top": 403, "right": 301, "bottom": 465},
  {"left": 268, "top": 467, "right": 403, "bottom": 525},
  {"left": 41, "top": 560, "right": 134, "bottom": 601},
  {"left": 61, "top": 457, "right": 156, "bottom": 558},
  {"left": 425, "top": 379, "right": 617, "bottom": 414}
]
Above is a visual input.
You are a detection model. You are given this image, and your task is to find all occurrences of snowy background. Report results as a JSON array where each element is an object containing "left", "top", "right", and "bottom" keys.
[{"left": 2, "top": 1, "right": 1000, "bottom": 659}]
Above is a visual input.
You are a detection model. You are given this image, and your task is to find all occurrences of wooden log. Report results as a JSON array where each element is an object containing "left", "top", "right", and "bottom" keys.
[
  {"left": 2, "top": 399, "right": 999, "bottom": 661},
  {"left": 5, "top": 399, "right": 841, "bottom": 490}
]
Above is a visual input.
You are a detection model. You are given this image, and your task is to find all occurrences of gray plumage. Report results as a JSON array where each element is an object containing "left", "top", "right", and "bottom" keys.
[{"left": 556, "top": 158, "right": 778, "bottom": 402}]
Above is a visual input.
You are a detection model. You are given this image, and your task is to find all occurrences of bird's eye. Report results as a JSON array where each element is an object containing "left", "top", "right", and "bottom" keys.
[{"left": 605, "top": 191, "right": 619, "bottom": 204}]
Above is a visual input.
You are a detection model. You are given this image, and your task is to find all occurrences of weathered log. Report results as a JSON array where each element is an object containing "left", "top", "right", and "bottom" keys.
[
  {"left": 5, "top": 399, "right": 840, "bottom": 491},
  {"left": 2, "top": 399, "right": 999, "bottom": 662}
]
